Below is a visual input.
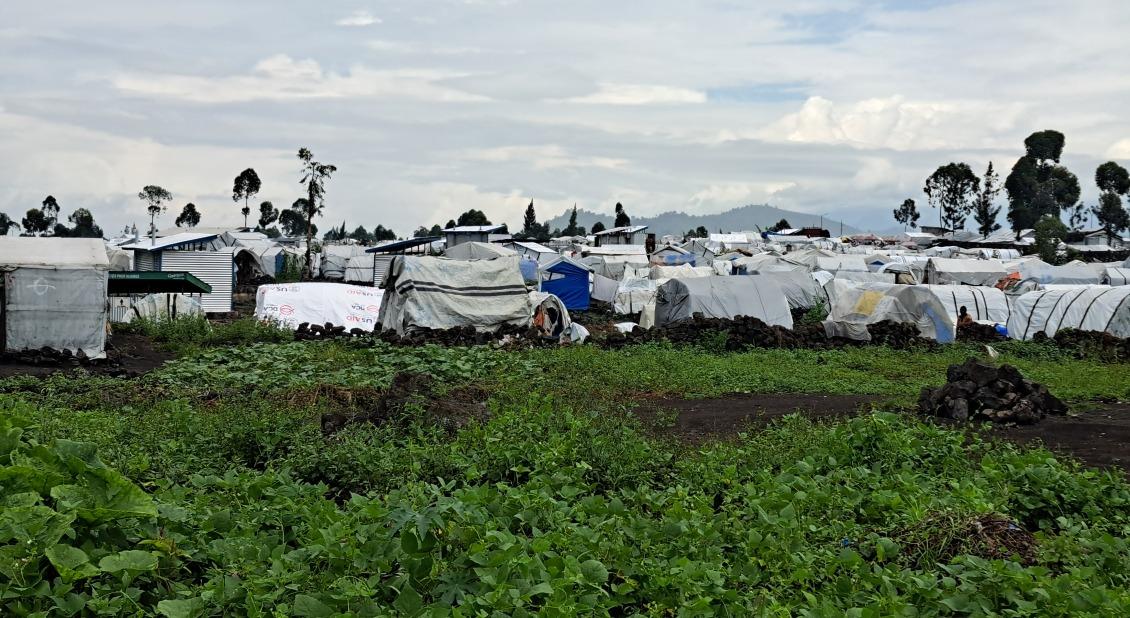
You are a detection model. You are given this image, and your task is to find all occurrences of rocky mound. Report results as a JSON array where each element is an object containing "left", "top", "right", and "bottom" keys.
[
  {"left": 294, "top": 322, "right": 369, "bottom": 341},
  {"left": 918, "top": 358, "right": 1067, "bottom": 424}
]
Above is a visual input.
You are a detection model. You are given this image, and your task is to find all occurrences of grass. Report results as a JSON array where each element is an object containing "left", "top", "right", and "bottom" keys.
[{"left": 2, "top": 327, "right": 1130, "bottom": 615}]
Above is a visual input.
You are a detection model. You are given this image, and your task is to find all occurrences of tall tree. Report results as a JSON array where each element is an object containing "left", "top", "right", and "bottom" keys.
[
  {"left": 21, "top": 209, "right": 51, "bottom": 236},
  {"left": 66, "top": 208, "right": 103, "bottom": 238},
  {"left": 296, "top": 148, "right": 337, "bottom": 279},
  {"left": 893, "top": 198, "right": 920, "bottom": 230},
  {"left": 1093, "top": 161, "right": 1130, "bottom": 243},
  {"left": 258, "top": 200, "right": 279, "bottom": 229},
  {"left": 413, "top": 226, "right": 431, "bottom": 238},
  {"left": 562, "top": 205, "right": 581, "bottom": 236},
  {"left": 1033, "top": 214, "right": 1068, "bottom": 264},
  {"left": 923, "top": 163, "right": 979, "bottom": 231},
  {"left": 0, "top": 212, "right": 18, "bottom": 236},
  {"left": 373, "top": 225, "right": 396, "bottom": 241},
  {"left": 695, "top": 225, "right": 708, "bottom": 238},
  {"left": 137, "top": 185, "right": 173, "bottom": 239},
  {"left": 445, "top": 219, "right": 457, "bottom": 229},
  {"left": 972, "top": 162, "right": 1002, "bottom": 238},
  {"left": 429, "top": 224, "right": 442, "bottom": 236},
  {"left": 1006, "top": 130, "right": 1080, "bottom": 235},
  {"left": 613, "top": 202, "right": 630, "bottom": 228},
  {"left": 520, "top": 201, "right": 538, "bottom": 237},
  {"left": 232, "top": 168, "right": 261, "bottom": 228},
  {"left": 591, "top": 221, "right": 607, "bottom": 234},
  {"left": 41, "top": 195, "right": 60, "bottom": 229},
  {"left": 348, "top": 225, "right": 373, "bottom": 244},
  {"left": 455, "top": 209, "right": 491, "bottom": 226},
  {"left": 280, "top": 199, "right": 316, "bottom": 237},
  {"left": 175, "top": 203, "right": 201, "bottom": 228},
  {"left": 768, "top": 218, "right": 791, "bottom": 232}
]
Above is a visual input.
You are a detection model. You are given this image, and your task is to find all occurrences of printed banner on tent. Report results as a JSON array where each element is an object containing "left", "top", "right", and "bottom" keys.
[{"left": 256, "top": 282, "right": 384, "bottom": 331}]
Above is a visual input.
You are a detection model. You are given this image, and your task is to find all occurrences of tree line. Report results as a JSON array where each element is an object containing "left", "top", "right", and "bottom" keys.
[
  {"left": 407, "top": 201, "right": 633, "bottom": 242},
  {"left": 895, "top": 130, "right": 1130, "bottom": 243}
]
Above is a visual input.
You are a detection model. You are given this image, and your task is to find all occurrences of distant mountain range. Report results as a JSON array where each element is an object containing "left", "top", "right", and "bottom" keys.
[{"left": 543, "top": 204, "right": 862, "bottom": 237}]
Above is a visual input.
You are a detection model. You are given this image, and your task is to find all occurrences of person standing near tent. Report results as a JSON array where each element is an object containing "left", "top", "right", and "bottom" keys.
[{"left": 958, "top": 306, "right": 974, "bottom": 327}]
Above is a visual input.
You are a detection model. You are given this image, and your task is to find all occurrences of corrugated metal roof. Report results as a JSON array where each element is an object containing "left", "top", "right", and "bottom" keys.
[
  {"left": 366, "top": 237, "right": 441, "bottom": 253},
  {"left": 445, "top": 225, "right": 505, "bottom": 233},
  {"left": 594, "top": 225, "right": 648, "bottom": 236},
  {"left": 120, "top": 232, "right": 219, "bottom": 251},
  {"left": 506, "top": 241, "right": 557, "bottom": 254}
]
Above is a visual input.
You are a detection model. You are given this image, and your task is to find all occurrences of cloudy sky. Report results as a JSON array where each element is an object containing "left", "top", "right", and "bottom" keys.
[{"left": 2, "top": 0, "right": 1129, "bottom": 236}]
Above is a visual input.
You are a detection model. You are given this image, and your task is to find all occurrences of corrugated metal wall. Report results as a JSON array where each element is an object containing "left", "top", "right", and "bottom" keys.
[
  {"left": 135, "top": 252, "right": 155, "bottom": 272},
  {"left": 373, "top": 255, "right": 395, "bottom": 286},
  {"left": 160, "top": 250, "right": 234, "bottom": 313}
]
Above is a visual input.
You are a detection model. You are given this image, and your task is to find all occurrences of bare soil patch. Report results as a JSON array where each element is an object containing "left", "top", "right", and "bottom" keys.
[
  {"left": 0, "top": 331, "right": 173, "bottom": 379},
  {"left": 992, "top": 403, "right": 1130, "bottom": 473}
]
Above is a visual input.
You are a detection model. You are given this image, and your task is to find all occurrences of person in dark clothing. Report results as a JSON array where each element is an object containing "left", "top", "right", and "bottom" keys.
[{"left": 957, "top": 305, "right": 974, "bottom": 327}]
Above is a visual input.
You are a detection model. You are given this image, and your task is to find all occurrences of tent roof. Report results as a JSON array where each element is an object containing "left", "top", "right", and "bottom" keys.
[
  {"left": 583, "top": 244, "right": 647, "bottom": 256},
  {"left": 444, "top": 241, "right": 517, "bottom": 260},
  {"left": 0, "top": 238, "right": 110, "bottom": 269},
  {"left": 120, "top": 232, "right": 219, "bottom": 251},
  {"left": 367, "top": 237, "right": 441, "bottom": 253},
  {"left": 594, "top": 225, "right": 648, "bottom": 236},
  {"left": 107, "top": 270, "right": 213, "bottom": 294},
  {"left": 544, "top": 255, "right": 593, "bottom": 273},
  {"left": 445, "top": 225, "right": 506, "bottom": 233},
  {"left": 928, "top": 257, "right": 1006, "bottom": 272},
  {"left": 506, "top": 241, "right": 557, "bottom": 254}
]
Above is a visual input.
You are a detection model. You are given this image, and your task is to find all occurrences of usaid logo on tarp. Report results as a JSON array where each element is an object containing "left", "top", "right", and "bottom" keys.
[
  {"left": 349, "top": 303, "right": 382, "bottom": 313},
  {"left": 346, "top": 314, "right": 375, "bottom": 324},
  {"left": 279, "top": 304, "right": 295, "bottom": 316}
]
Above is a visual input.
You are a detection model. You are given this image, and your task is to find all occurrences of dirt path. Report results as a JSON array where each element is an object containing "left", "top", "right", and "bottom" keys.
[
  {"left": 0, "top": 332, "right": 173, "bottom": 378},
  {"left": 637, "top": 393, "right": 1130, "bottom": 474}
]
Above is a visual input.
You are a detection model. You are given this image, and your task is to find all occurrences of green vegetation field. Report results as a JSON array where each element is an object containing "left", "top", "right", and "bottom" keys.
[{"left": 2, "top": 325, "right": 1129, "bottom": 616}]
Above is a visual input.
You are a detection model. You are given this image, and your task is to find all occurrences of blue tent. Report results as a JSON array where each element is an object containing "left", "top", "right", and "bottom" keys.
[{"left": 540, "top": 257, "right": 591, "bottom": 311}]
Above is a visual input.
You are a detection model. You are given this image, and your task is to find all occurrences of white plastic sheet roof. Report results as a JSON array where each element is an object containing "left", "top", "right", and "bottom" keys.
[{"left": 0, "top": 238, "right": 110, "bottom": 269}]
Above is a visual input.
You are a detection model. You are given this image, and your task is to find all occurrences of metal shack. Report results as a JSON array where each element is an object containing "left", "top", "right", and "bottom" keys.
[{"left": 121, "top": 232, "right": 235, "bottom": 313}]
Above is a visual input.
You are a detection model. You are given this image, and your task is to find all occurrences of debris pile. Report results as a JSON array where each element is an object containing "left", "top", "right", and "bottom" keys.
[
  {"left": 956, "top": 322, "right": 1008, "bottom": 343},
  {"left": 1040, "top": 328, "right": 1130, "bottom": 362},
  {"left": 373, "top": 324, "right": 560, "bottom": 348},
  {"left": 294, "top": 322, "right": 369, "bottom": 341},
  {"left": 321, "top": 371, "right": 490, "bottom": 434},
  {"left": 867, "top": 320, "right": 936, "bottom": 350},
  {"left": 918, "top": 358, "right": 1067, "bottom": 424}
]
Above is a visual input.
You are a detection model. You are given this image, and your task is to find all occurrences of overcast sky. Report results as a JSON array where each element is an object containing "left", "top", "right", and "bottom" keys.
[{"left": 2, "top": 0, "right": 1129, "bottom": 236}]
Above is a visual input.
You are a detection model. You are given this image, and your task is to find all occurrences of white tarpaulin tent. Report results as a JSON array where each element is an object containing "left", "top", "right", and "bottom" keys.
[
  {"left": 0, "top": 238, "right": 110, "bottom": 358},
  {"left": 613, "top": 277, "right": 658, "bottom": 314},
  {"left": 653, "top": 276, "right": 793, "bottom": 329},
  {"left": 321, "top": 245, "right": 368, "bottom": 281},
  {"left": 1104, "top": 268, "right": 1130, "bottom": 286},
  {"left": 443, "top": 242, "right": 517, "bottom": 260},
  {"left": 814, "top": 255, "right": 869, "bottom": 273},
  {"left": 649, "top": 264, "right": 714, "bottom": 280},
  {"left": 921, "top": 285, "right": 1011, "bottom": 325},
  {"left": 378, "top": 256, "right": 531, "bottom": 334},
  {"left": 1006, "top": 287, "right": 1130, "bottom": 340},
  {"left": 823, "top": 280, "right": 955, "bottom": 342},
  {"left": 746, "top": 272, "right": 825, "bottom": 309},
  {"left": 256, "top": 282, "right": 384, "bottom": 331},
  {"left": 926, "top": 258, "right": 1006, "bottom": 286},
  {"left": 1010, "top": 259, "right": 1102, "bottom": 285}
]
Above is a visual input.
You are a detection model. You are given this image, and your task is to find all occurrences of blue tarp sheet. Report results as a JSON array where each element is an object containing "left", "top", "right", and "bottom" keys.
[{"left": 541, "top": 261, "right": 590, "bottom": 310}]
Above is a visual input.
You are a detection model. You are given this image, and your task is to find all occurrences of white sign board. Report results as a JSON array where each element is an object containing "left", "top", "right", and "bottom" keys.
[{"left": 255, "top": 282, "right": 383, "bottom": 331}]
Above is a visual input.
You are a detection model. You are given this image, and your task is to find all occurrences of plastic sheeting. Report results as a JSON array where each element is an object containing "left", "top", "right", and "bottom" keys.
[
  {"left": 926, "top": 258, "right": 1006, "bottom": 286},
  {"left": 1010, "top": 260, "right": 1102, "bottom": 285},
  {"left": 649, "top": 264, "right": 714, "bottom": 280},
  {"left": 613, "top": 277, "right": 658, "bottom": 314},
  {"left": 256, "top": 282, "right": 384, "bottom": 331},
  {"left": 746, "top": 272, "right": 825, "bottom": 309},
  {"left": 320, "top": 245, "right": 368, "bottom": 281},
  {"left": 1006, "top": 287, "right": 1130, "bottom": 340},
  {"left": 920, "top": 285, "right": 1011, "bottom": 325},
  {"left": 443, "top": 242, "right": 517, "bottom": 260},
  {"left": 653, "top": 276, "right": 793, "bottom": 329},
  {"left": 540, "top": 257, "right": 591, "bottom": 311},
  {"left": 4, "top": 268, "right": 108, "bottom": 357},
  {"left": 814, "top": 255, "right": 869, "bottom": 273},
  {"left": 130, "top": 294, "right": 203, "bottom": 322},
  {"left": 344, "top": 254, "right": 373, "bottom": 283},
  {"left": 378, "top": 256, "right": 531, "bottom": 334},
  {"left": 823, "top": 280, "right": 955, "bottom": 343},
  {"left": 581, "top": 254, "right": 649, "bottom": 280},
  {"left": 1104, "top": 267, "right": 1130, "bottom": 286}
]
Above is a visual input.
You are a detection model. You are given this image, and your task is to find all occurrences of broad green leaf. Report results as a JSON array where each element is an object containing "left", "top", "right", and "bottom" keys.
[
  {"left": 0, "top": 505, "right": 74, "bottom": 549},
  {"left": 580, "top": 559, "right": 609, "bottom": 584},
  {"left": 46, "top": 544, "right": 100, "bottom": 583},
  {"left": 98, "top": 550, "right": 158, "bottom": 573},
  {"left": 157, "top": 597, "right": 207, "bottom": 618},
  {"left": 393, "top": 584, "right": 425, "bottom": 616}
]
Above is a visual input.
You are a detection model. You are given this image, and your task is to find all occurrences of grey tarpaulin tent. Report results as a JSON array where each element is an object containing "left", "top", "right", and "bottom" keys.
[
  {"left": 1006, "top": 287, "right": 1130, "bottom": 340},
  {"left": 0, "top": 238, "right": 110, "bottom": 358},
  {"left": 653, "top": 276, "right": 793, "bottom": 328},
  {"left": 378, "top": 256, "right": 532, "bottom": 334}
]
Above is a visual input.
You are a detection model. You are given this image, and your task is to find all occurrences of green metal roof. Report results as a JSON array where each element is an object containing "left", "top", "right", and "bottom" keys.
[{"left": 108, "top": 271, "right": 213, "bottom": 294}]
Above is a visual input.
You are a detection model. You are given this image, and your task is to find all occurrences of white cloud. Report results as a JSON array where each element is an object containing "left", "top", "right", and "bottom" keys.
[
  {"left": 336, "top": 10, "right": 381, "bottom": 27},
  {"left": 112, "top": 55, "right": 488, "bottom": 103},
  {"left": 464, "top": 145, "right": 627, "bottom": 171},
  {"left": 688, "top": 182, "right": 797, "bottom": 208},
  {"left": 760, "top": 96, "right": 1027, "bottom": 151},
  {"left": 852, "top": 157, "right": 896, "bottom": 190},
  {"left": 564, "top": 83, "right": 707, "bottom": 106},
  {"left": 1106, "top": 138, "right": 1130, "bottom": 160}
]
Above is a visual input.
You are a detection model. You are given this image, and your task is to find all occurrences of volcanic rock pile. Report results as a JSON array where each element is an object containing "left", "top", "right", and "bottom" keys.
[
  {"left": 294, "top": 322, "right": 369, "bottom": 341},
  {"left": 373, "top": 324, "right": 560, "bottom": 348},
  {"left": 918, "top": 358, "right": 1067, "bottom": 424}
]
